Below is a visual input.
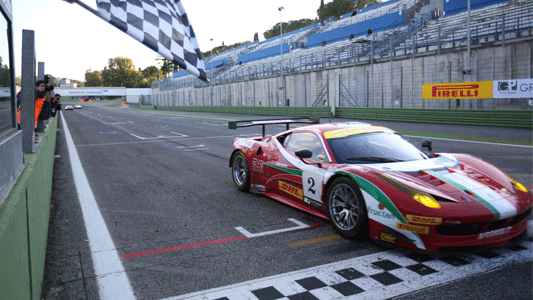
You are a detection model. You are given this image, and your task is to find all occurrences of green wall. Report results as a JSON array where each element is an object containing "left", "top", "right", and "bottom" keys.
[
  {"left": 140, "top": 105, "right": 532, "bottom": 128},
  {"left": 0, "top": 116, "right": 57, "bottom": 300}
]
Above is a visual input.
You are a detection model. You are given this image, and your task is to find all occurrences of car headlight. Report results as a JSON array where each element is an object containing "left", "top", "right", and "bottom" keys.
[
  {"left": 378, "top": 174, "right": 442, "bottom": 209},
  {"left": 510, "top": 178, "right": 528, "bottom": 193},
  {"left": 413, "top": 193, "right": 441, "bottom": 209}
]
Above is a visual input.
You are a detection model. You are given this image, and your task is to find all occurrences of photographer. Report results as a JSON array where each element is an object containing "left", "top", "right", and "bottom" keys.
[
  {"left": 38, "top": 76, "right": 54, "bottom": 124},
  {"left": 51, "top": 93, "right": 61, "bottom": 117},
  {"left": 38, "top": 84, "right": 54, "bottom": 123}
]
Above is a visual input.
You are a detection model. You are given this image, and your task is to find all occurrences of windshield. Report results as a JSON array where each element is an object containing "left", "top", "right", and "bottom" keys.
[{"left": 326, "top": 132, "right": 430, "bottom": 164}]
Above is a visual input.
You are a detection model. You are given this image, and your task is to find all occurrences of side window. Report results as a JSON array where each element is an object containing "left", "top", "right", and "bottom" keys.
[{"left": 283, "top": 131, "right": 328, "bottom": 162}]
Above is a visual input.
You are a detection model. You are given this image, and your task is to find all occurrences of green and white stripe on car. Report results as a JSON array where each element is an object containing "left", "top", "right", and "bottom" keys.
[{"left": 425, "top": 169, "right": 517, "bottom": 220}]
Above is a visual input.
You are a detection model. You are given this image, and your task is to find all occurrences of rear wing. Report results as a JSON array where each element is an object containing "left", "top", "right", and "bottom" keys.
[{"left": 228, "top": 117, "right": 320, "bottom": 137}]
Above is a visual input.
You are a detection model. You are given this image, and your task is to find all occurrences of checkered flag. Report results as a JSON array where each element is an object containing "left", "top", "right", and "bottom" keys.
[{"left": 95, "top": 0, "right": 207, "bottom": 81}]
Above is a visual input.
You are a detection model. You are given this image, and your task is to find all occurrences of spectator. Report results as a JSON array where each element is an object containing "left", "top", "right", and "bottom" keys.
[
  {"left": 367, "top": 28, "right": 373, "bottom": 37},
  {"left": 349, "top": 33, "right": 355, "bottom": 41},
  {"left": 321, "top": 40, "right": 327, "bottom": 47},
  {"left": 38, "top": 87, "right": 53, "bottom": 123},
  {"left": 351, "top": 10, "right": 357, "bottom": 17},
  {"left": 51, "top": 94, "right": 62, "bottom": 117},
  {"left": 17, "top": 80, "right": 47, "bottom": 128}
]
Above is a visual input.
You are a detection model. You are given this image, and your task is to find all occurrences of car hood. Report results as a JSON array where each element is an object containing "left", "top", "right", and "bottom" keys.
[
  {"left": 355, "top": 154, "right": 519, "bottom": 219},
  {"left": 358, "top": 154, "right": 460, "bottom": 173}
]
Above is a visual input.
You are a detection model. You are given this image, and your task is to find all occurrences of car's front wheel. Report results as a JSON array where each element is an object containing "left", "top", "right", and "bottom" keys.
[
  {"left": 326, "top": 177, "right": 368, "bottom": 238},
  {"left": 231, "top": 151, "right": 250, "bottom": 191}
]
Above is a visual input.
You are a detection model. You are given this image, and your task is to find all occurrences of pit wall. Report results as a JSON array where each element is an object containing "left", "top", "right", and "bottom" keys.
[
  {"left": 0, "top": 115, "right": 57, "bottom": 300},
  {"left": 140, "top": 105, "right": 531, "bottom": 128}
]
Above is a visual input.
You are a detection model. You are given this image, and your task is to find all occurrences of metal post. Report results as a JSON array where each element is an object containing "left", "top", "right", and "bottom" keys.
[
  {"left": 502, "top": 13, "right": 506, "bottom": 47},
  {"left": 467, "top": 0, "right": 472, "bottom": 71},
  {"left": 438, "top": 26, "right": 441, "bottom": 55},
  {"left": 21, "top": 30, "right": 36, "bottom": 153},
  {"left": 278, "top": 6, "right": 287, "bottom": 106}
]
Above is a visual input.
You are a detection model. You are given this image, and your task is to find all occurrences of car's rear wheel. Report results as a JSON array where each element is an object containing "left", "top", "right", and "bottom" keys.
[
  {"left": 231, "top": 151, "right": 250, "bottom": 191},
  {"left": 326, "top": 177, "right": 368, "bottom": 238}
]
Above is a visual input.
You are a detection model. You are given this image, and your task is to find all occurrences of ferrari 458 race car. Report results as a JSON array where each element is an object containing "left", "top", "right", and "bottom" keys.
[{"left": 228, "top": 118, "right": 532, "bottom": 252}]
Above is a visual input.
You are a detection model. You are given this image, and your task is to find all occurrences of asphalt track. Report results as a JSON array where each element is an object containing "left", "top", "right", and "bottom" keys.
[{"left": 41, "top": 103, "right": 532, "bottom": 300}]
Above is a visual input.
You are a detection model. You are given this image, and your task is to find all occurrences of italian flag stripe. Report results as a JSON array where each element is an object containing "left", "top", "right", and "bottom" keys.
[{"left": 425, "top": 170, "right": 501, "bottom": 220}]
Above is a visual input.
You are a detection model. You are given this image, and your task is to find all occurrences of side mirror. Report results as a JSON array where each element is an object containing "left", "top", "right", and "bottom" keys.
[
  {"left": 421, "top": 140, "right": 432, "bottom": 152},
  {"left": 295, "top": 149, "right": 313, "bottom": 160}
]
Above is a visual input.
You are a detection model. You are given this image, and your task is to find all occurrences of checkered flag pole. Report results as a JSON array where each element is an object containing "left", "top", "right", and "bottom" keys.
[{"left": 66, "top": 0, "right": 207, "bottom": 82}]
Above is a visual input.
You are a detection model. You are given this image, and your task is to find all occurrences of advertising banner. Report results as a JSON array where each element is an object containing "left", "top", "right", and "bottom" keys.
[
  {"left": 422, "top": 81, "right": 493, "bottom": 99},
  {"left": 493, "top": 79, "right": 533, "bottom": 98}
]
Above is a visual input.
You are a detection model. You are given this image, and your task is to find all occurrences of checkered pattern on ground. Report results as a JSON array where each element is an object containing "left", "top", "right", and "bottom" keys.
[{"left": 167, "top": 240, "right": 532, "bottom": 300}]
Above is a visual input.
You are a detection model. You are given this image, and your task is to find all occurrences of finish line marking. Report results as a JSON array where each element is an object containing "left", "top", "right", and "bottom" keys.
[
  {"left": 163, "top": 237, "right": 533, "bottom": 300},
  {"left": 61, "top": 113, "right": 136, "bottom": 300}
]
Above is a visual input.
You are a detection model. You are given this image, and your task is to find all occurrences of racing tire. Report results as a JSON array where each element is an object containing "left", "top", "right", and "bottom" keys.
[
  {"left": 326, "top": 177, "right": 368, "bottom": 239},
  {"left": 231, "top": 151, "right": 251, "bottom": 192}
]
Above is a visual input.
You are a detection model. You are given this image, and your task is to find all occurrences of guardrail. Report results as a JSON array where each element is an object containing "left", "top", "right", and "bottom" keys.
[{"left": 140, "top": 105, "right": 532, "bottom": 128}]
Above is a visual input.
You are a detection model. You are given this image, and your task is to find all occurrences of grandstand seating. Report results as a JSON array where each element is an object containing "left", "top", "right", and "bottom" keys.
[
  {"left": 167, "top": 0, "right": 531, "bottom": 88},
  {"left": 444, "top": 0, "right": 512, "bottom": 16},
  {"left": 396, "top": 0, "right": 532, "bottom": 54}
]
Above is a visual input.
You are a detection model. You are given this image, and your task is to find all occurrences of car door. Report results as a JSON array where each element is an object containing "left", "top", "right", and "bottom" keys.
[{"left": 275, "top": 131, "right": 330, "bottom": 208}]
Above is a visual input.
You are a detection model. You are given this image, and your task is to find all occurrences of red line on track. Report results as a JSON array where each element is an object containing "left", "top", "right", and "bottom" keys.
[
  {"left": 120, "top": 235, "right": 248, "bottom": 259},
  {"left": 308, "top": 221, "right": 329, "bottom": 227}
]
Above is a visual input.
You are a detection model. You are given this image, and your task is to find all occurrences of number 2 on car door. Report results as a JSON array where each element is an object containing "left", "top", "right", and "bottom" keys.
[{"left": 303, "top": 171, "right": 323, "bottom": 204}]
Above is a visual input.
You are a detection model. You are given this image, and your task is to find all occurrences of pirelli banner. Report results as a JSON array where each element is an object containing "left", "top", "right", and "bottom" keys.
[
  {"left": 422, "top": 81, "right": 493, "bottom": 99},
  {"left": 423, "top": 79, "right": 533, "bottom": 99}
]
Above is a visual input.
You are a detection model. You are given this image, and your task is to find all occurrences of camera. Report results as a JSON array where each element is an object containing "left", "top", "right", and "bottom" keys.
[{"left": 44, "top": 74, "right": 55, "bottom": 92}]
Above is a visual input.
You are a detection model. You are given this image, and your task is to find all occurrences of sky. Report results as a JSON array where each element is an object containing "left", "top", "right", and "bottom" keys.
[{"left": 13, "top": 0, "right": 329, "bottom": 81}]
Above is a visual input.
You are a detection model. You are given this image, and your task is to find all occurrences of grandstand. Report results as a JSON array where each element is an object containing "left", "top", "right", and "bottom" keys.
[{"left": 152, "top": 0, "right": 532, "bottom": 111}]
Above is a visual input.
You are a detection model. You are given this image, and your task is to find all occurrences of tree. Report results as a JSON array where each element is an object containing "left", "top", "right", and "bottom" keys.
[
  {"left": 100, "top": 57, "right": 141, "bottom": 87},
  {"left": 160, "top": 58, "right": 177, "bottom": 77},
  {"left": 85, "top": 69, "right": 102, "bottom": 87},
  {"left": 140, "top": 66, "right": 162, "bottom": 88},
  {"left": 0, "top": 56, "right": 10, "bottom": 88},
  {"left": 317, "top": 0, "right": 380, "bottom": 22},
  {"left": 263, "top": 18, "right": 317, "bottom": 40}
]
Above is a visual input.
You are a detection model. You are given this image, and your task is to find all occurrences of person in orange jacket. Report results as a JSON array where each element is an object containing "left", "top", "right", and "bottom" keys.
[{"left": 17, "top": 80, "right": 47, "bottom": 128}]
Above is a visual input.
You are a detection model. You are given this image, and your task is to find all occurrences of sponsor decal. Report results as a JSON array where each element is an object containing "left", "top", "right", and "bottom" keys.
[
  {"left": 278, "top": 181, "right": 303, "bottom": 200},
  {"left": 380, "top": 232, "right": 397, "bottom": 243},
  {"left": 478, "top": 226, "right": 512, "bottom": 240},
  {"left": 493, "top": 79, "right": 533, "bottom": 98},
  {"left": 396, "top": 222, "right": 429, "bottom": 234},
  {"left": 252, "top": 158, "right": 264, "bottom": 173},
  {"left": 406, "top": 215, "right": 443, "bottom": 225},
  {"left": 378, "top": 203, "right": 386, "bottom": 210},
  {"left": 324, "top": 126, "right": 394, "bottom": 139},
  {"left": 368, "top": 206, "right": 396, "bottom": 220},
  {"left": 422, "top": 81, "right": 493, "bottom": 99}
]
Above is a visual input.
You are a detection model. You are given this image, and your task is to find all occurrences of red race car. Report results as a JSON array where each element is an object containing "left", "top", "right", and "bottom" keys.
[{"left": 228, "top": 118, "right": 532, "bottom": 252}]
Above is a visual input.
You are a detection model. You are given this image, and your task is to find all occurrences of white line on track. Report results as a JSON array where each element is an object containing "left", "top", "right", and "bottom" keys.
[
  {"left": 405, "top": 135, "right": 533, "bottom": 148},
  {"left": 61, "top": 113, "right": 136, "bottom": 300},
  {"left": 235, "top": 218, "right": 310, "bottom": 238}
]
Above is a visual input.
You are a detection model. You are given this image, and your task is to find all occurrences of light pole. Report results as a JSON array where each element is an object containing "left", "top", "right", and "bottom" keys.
[
  {"left": 278, "top": 6, "right": 286, "bottom": 106},
  {"left": 155, "top": 55, "right": 163, "bottom": 80},
  {"left": 210, "top": 38, "right": 214, "bottom": 79},
  {"left": 467, "top": 0, "right": 471, "bottom": 72}
]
